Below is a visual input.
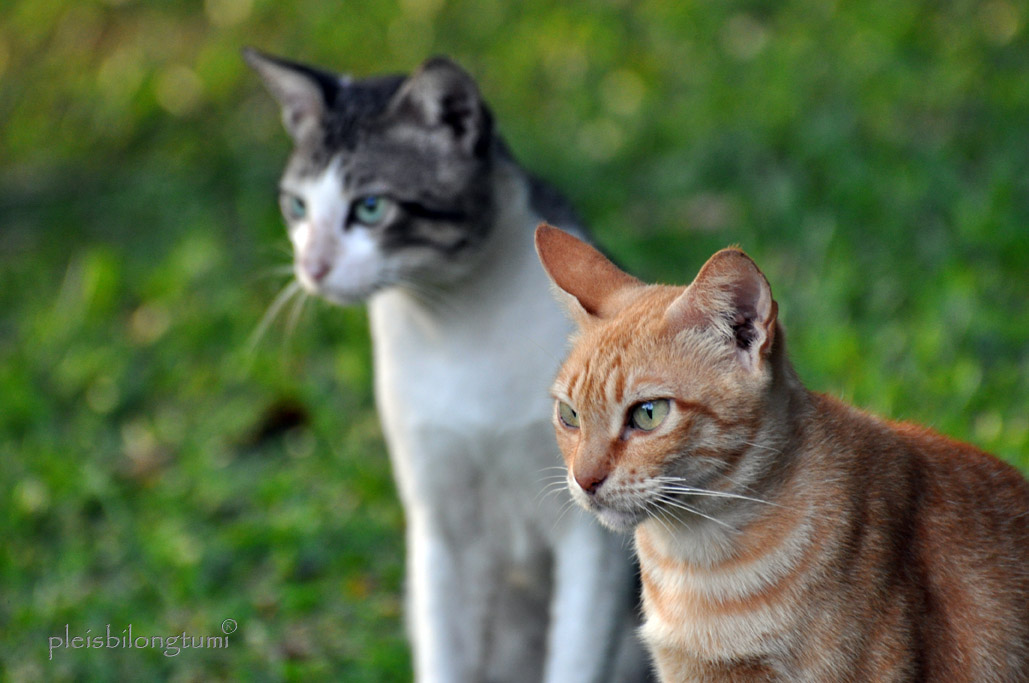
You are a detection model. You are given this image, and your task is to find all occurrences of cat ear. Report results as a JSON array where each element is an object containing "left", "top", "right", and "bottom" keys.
[
  {"left": 665, "top": 248, "right": 778, "bottom": 373},
  {"left": 243, "top": 47, "right": 340, "bottom": 142},
  {"left": 535, "top": 223, "right": 642, "bottom": 326},
  {"left": 387, "top": 56, "right": 491, "bottom": 156}
]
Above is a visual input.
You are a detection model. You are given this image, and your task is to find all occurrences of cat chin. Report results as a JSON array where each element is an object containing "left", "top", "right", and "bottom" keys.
[
  {"left": 591, "top": 506, "right": 644, "bottom": 533},
  {"left": 321, "top": 291, "right": 373, "bottom": 307},
  {"left": 301, "top": 282, "right": 381, "bottom": 307}
]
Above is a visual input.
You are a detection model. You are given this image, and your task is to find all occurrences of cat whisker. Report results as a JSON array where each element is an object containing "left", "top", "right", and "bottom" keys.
[
  {"left": 393, "top": 275, "right": 461, "bottom": 316},
  {"left": 272, "top": 242, "right": 294, "bottom": 259},
  {"left": 742, "top": 440, "right": 784, "bottom": 455},
  {"left": 248, "top": 279, "right": 304, "bottom": 353},
  {"left": 653, "top": 493, "right": 738, "bottom": 531},
  {"left": 657, "top": 484, "right": 784, "bottom": 509},
  {"left": 284, "top": 285, "right": 310, "bottom": 340},
  {"left": 621, "top": 531, "right": 637, "bottom": 555},
  {"left": 537, "top": 486, "right": 569, "bottom": 504},
  {"left": 255, "top": 242, "right": 294, "bottom": 261},
  {"left": 248, "top": 264, "right": 296, "bottom": 286},
  {"left": 550, "top": 497, "right": 580, "bottom": 533},
  {"left": 534, "top": 478, "right": 572, "bottom": 506},
  {"left": 645, "top": 502, "right": 684, "bottom": 539},
  {"left": 653, "top": 474, "right": 794, "bottom": 510}
]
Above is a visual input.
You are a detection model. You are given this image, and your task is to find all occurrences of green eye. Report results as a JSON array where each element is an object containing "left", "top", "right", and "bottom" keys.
[
  {"left": 629, "top": 399, "right": 670, "bottom": 431},
  {"left": 353, "top": 195, "right": 391, "bottom": 225},
  {"left": 558, "top": 401, "right": 580, "bottom": 428},
  {"left": 281, "top": 194, "right": 306, "bottom": 221}
]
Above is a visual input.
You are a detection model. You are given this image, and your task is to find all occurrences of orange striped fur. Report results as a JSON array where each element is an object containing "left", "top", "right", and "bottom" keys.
[{"left": 535, "top": 224, "right": 1029, "bottom": 682}]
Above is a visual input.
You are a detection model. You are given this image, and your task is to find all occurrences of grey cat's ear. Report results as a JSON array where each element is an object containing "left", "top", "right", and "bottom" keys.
[
  {"left": 387, "top": 56, "right": 491, "bottom": 156},
  {"left": 243, "top": 47, "right": 340, "bottom": 141},
  {"left": 665, "top": 248, "right": 778, "bottom": 373},
  {"left": 535, "top": 224, "right": 642, "bottom": 326}
]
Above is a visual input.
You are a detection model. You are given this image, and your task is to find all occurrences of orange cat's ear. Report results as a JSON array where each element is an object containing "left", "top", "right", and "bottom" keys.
[
  {"left": 665, "top": 248, "right": 778, "bottom": 373},
  {"left": 535, "top": 224, "right": 641, "bottom": 325}
]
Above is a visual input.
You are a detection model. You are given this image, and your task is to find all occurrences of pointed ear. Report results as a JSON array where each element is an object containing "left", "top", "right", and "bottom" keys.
[
  {"left": 243, "top": 47, "right": 340, "bottom": 142},
  {"left": 535, "top": 224, "right": 642, "bottom": 326},
  {"left": 387, "top": 56, "right": 491, "bottom": 156},
  {"left": 665, "top": 248, "right": 778, "bottom": 373}
]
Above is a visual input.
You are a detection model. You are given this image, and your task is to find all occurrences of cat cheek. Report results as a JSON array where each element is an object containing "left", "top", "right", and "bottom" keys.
[{"left": 289, "top": 222, "right": 311, "bottom": 251}]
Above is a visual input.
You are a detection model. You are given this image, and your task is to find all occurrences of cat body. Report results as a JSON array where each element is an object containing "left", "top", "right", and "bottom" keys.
[
  {"left": 245, "top": 51, "right": 646, "bottom": 682},
  {"left": 535, "top": 224, "right": 1029, "bottom": 682}
]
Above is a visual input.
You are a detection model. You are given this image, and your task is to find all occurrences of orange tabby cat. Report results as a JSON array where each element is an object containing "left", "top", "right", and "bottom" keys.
[{"left": 535, "top": 224, "right": 1029, "bottom": 682}]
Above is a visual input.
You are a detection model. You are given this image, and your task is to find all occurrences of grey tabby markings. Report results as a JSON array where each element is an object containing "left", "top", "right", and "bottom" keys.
[{"left": 246, "top": 51, "right": 507, "bottom": 271}]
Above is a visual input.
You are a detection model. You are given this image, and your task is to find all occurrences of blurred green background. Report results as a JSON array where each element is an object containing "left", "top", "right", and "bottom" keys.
[{"left": 1, "top": 0, "right": 1026, "bottom": 679}]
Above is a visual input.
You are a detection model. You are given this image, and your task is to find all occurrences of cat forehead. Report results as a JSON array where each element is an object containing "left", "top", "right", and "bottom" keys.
[
  {"left": 283, "top": 75, "right": 406, "bottom": 176},
  {"left": 555, "top": 286, "right": 682, "bottom": 396},
  {"left": 322, "top": 75, "right": 406, "bottom": 146}
]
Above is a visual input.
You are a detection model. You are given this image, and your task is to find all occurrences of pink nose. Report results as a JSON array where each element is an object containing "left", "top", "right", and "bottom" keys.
[
  {"left": 574, "top": 467, "right": 609, "bottom": 496},
  {"left": 305, "top": 260, "right": 331, "bottom": 282}
]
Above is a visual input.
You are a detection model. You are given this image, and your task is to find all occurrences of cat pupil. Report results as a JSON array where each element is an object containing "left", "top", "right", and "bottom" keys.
[{"left": 629, "top": 399, "right": 669, "bottom": 431}]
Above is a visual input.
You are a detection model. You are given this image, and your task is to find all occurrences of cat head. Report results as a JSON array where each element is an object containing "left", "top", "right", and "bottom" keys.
[
  {"left": 244, "top": 48, "right": 498, "bottom": 304},
  {"left": 535, "top": 224, "right": 787, "bottom": 533}
]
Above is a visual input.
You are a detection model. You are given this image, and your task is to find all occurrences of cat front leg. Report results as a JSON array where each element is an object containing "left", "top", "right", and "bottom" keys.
[
  {"left": 405, "top": 508, "right": 493, "bottom": 682},
  {"left": 544, "top": 514, "right": 641, "bottom": 683}
]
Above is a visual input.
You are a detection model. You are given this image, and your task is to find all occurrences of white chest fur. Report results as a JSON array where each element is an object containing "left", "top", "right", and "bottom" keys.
[
  {"left": 367, "top": 165, "right": 575, "bottom": 528},
  {"left": 362, "top": 166, "right": 642, "bottom": 683}
]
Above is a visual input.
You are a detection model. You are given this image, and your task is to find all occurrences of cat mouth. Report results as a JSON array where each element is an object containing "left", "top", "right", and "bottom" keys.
[
  {"left": 576, "top": 493, "right": 646, "bottom": 532},
  {"left": 592, "top": 506, "right": 645, "bottom": 532},
  {"left": 298, "top": 277, "right": 383, "bottom": 306}
]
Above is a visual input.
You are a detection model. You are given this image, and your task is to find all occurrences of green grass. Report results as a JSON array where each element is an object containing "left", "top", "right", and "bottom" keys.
[{"left": 1, "top": 0, "right": 1026, "bottom": 680}]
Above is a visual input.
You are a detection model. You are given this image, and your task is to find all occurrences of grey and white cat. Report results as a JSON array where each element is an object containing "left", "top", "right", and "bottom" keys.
[{"left": 244, "top": 49, "right": 648, "bottom": 682}]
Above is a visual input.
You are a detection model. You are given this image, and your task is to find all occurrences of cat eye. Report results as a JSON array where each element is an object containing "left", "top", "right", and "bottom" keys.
[
  {"left": 353, "top": 195, "right": 392, "bottom": 226},
  {"left": 629, "top": 399, "right": 670, "bottom": 431},
  {"left": 280, "top": 193, "right": 307, "bottom": 221},
  {"left": 557, "top": 401, "right": 580, "bottom": 429}
]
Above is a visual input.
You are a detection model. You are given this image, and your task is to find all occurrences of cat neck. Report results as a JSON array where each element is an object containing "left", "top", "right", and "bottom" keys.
[{"left": 366, "top": 153, "right": 575, "bottom": 428}]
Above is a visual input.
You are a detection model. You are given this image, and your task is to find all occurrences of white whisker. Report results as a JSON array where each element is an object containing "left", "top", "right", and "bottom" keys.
[
  {"left": 653, "top": 493, "right": 738, "bottom": 531},
  {"left": 534, "top": 478, "right": 571, "bottom": 506},
  {"left": 550, "top": 497, "right": 580, "bottom": 533},
  {"left": 284, "top": 286, "right": 310, "bottom": 340},
  {"left": 250, "top": 264, "right": 296, "bottom": 282},
  {"left": 394, "top": 275, "right": 461, "bottom": 316},
  {"left": 645, "top": 502, "right": 682, "bottom": 538},
  {"left": 248, "top": 279, "right": 304, "bottom": 353},
  {"left": 743, "top": 440, "right": 783, "bottom": 455},
  {"left": 657, "top": 484, "right": 783, "bottom": 508}
]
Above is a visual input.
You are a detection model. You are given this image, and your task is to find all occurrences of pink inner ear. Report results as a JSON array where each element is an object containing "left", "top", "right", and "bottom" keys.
[
  {"left": 535, "top": 224, "right": 641, "bottom": 319},
  {"left": 663, "top": 247, "right": 778, "bottom": 370}
]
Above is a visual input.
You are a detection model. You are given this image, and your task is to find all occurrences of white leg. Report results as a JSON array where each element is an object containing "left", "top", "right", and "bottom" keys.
[
  {"left": 543, "top": 516, "right": 639, "bottom": 683},
  {"left": 406, "top": 510, "right": 494, "bottom": 683}
]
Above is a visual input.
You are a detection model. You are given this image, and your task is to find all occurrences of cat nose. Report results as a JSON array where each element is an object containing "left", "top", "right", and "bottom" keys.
[
  {"left": 575, "top": 470, "right": 608, "bottom": 496},
  {"left": 305, "top": 260, "right": 331, "bottom": 282}
]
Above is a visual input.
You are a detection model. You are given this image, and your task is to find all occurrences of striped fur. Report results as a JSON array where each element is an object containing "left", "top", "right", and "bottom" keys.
[{"left": 536, "top": 225, "right": 1029, "bottom": 682}]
